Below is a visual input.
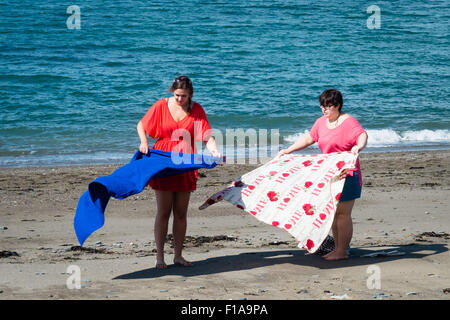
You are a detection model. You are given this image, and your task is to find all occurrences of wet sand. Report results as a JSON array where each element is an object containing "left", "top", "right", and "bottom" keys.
[{"left": 0, "top": 150, "right": 449, "bottom": 300}]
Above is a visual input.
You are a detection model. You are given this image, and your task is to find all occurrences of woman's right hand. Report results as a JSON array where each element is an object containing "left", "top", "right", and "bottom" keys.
[
  {"left": 139, "top": 142, "right": 149, "bottom": 154},
  {"left": 277, "top": 149, "right": 289, "bottom": 158}
]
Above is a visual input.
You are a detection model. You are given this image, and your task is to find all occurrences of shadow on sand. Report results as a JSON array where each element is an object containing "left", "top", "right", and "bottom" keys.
[{"left": 114, "top": 243, "right": 447, "bottom": 280}]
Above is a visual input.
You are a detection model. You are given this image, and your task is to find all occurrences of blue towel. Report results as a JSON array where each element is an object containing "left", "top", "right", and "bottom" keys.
[{"left": 74, "top": 149, "right": 221, "bottom": 246}]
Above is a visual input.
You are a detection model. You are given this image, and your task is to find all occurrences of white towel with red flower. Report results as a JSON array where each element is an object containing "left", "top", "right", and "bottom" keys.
[{"left": 199, "top": 152, "right": 358, "bottom": 253}]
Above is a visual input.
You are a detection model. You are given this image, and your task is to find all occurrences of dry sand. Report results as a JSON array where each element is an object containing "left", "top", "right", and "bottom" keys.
[{"left": 1, "top": 150, "right": 449, "bottom": 300}]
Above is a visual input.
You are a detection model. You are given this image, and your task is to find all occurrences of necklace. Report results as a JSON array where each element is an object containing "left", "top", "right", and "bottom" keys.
[{"left": 329, "top": 112, "right": 341, "bottom": 127}]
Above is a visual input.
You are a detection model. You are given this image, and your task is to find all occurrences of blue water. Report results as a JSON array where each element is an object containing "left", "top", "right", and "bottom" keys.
[{"left": 1, "top": 1, "right": 449, "bottom": 167}]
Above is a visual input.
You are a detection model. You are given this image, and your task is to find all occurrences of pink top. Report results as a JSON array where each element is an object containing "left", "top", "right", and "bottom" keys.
[{"left": 309, "top": 115, "right": 366, "bottom": 185}]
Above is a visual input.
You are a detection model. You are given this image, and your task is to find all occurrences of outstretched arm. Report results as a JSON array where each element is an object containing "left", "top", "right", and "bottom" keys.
[{"left": 278, "top": 133, "right": 315, "bottom": 157}]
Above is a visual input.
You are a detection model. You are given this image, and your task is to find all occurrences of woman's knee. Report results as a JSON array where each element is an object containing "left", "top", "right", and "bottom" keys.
[
  {"left": 172, "top": 206, "right": 188, "bottom": 220},
  {"left": 173, "top": 192, "right": 190, "bottom": 219},
  {"left": 336, "top": 200, "right": 355, "bottom": 217},
  {"left": 155, "top": 190, "right": 174, "bottom": 219}
]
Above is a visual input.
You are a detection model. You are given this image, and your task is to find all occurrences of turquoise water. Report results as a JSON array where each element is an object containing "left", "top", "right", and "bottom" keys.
[{"left": 1, "top": 1, "right": 449, "bottom": 166}]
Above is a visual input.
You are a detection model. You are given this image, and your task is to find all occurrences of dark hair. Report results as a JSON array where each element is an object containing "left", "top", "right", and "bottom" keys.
[
  {"left": 170, "top": 75, "right": 194, "bottom": 112},
  {"left": 319, "top": 89, "right": 343, "bottom": 111}
]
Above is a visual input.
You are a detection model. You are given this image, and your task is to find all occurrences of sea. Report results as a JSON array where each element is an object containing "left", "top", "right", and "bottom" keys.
[{"left": 1, "top": 0, "right": 449, "bottom": 167}]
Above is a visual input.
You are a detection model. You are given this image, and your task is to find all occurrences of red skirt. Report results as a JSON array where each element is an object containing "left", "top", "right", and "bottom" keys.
[{"left": 148, "top": 139, "right": 198, "bottom": 192}]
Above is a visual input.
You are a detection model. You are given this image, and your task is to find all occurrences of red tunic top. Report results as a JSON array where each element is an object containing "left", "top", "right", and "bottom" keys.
[{"left": 140, "top": 98, "right": 212, "bottom": 191}]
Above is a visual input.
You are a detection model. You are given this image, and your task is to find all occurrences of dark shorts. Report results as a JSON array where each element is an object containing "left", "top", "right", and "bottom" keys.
[{"left": 339, "top": 171, "right": 362, "bottom": 202}]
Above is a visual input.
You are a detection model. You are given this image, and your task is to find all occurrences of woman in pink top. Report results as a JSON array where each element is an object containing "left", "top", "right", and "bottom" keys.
[{"left": 278, "top": 89, "right": 368, "bottom": 261}]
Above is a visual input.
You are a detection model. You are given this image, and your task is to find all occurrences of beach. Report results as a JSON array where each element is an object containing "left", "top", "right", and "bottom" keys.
[{"left": 1, "top": 150, "right": 449, "bottom": 300}]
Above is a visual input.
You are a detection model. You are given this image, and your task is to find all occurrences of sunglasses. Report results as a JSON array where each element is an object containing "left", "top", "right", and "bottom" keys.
[
  {"left": 320, "top": 105, "right": 335, "bottom": 110},
  {"left": 174, "top": 76, "right": 192, "bottom": 84}
]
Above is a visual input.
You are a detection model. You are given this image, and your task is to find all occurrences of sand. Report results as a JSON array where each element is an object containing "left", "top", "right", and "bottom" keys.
[{"left": 0, "top": 150, "right": 449, "bottom": 300}]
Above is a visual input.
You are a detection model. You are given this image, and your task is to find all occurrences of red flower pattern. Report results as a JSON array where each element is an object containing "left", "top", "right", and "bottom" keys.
[
  {"left": 303, "top": 203, "right": 315, "bottom": 215},
  {"left": 267, "top": 191, "right": 279, "bottom": 201},
  {"left": 302, "top": 160, "right": 312, "bottom": 167},
  {"left": 336, "top": 161, "right": 346, "bottom": 170},
  {"left": 205, "top": 153, "right": 352, "bottom": 253}
]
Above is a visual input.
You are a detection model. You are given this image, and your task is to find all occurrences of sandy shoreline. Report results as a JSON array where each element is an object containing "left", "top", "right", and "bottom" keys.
[{"left": 1, "top": 150, "right": 449, "bottom": 300}]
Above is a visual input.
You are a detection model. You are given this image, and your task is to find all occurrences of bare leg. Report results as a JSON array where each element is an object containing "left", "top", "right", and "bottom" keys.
[
  {"left": 329, "top": 211, "right": 339, "bottom": 250},
  {"left": 323, "top": 200, "right": 355, "bottom": 261},
  {"left": 154, "top": 190, "right": 174, "bottom": 269},
  {"left": 172, "top": 191, "right": 192, "bottom": 267}
]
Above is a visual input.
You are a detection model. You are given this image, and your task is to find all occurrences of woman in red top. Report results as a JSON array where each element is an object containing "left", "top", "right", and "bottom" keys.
[
  {"left": 137, "top": 76, "right": 220, "bottom": 269},
  {"left": 279, "top": 89, "right": 368, "bottom": 261}
]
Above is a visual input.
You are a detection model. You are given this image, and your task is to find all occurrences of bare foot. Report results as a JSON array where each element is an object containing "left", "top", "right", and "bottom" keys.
[
  {"left": 173, "top": 256, "right": 192, "bottom": 267},
  {"left": 155, "top": 259, "right": 168, "bottom": 269},
  {"left": 322, "top": 250, "right": 348, "bottom": 261}
]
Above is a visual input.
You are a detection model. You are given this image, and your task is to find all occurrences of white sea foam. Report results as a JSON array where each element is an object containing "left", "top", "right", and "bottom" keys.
[
  {"left": 0, "top": 151, "right": 133, "bottom": 168},
  {"left": 284, "top": 130, "right": 312, "bottom": 144},
  {"left": 366, "top": 129, "right": 450, "bottom": 147},
  {"left": 3, "top": 129, "right": 449, "bottom": 167},
  {"left": 284, "top": 129, "right": 450, "bottom": 148}
]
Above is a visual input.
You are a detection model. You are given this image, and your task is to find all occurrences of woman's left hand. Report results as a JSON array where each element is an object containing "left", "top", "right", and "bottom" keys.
[
  {"left": 210, "top": 149, "right": 219, "bottom": 157},
  {"left": 210, "top": 150, "right": 223, "bottom": 161},
  {"left": 351, "top": 145, "right": 360, "bottom": 155},
  {"left": 339, "top": 169, "right": 348, "bottom": 180}
]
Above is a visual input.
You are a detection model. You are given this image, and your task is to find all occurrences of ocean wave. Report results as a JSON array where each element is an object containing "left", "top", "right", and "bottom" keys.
[
  {"left": 283, "top": 129, "right": 450, "bottom": 148},
  {"left": 366, "top": 129, "right": 450, "bottom": 147},
  {"left": 0, "top": 151, "right": 133, "bottom": 168}
]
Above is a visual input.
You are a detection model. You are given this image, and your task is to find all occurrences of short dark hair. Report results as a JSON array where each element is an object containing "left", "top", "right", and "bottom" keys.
[{"left": 319, "top": 89, "right": 343, "bottom": 111}]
